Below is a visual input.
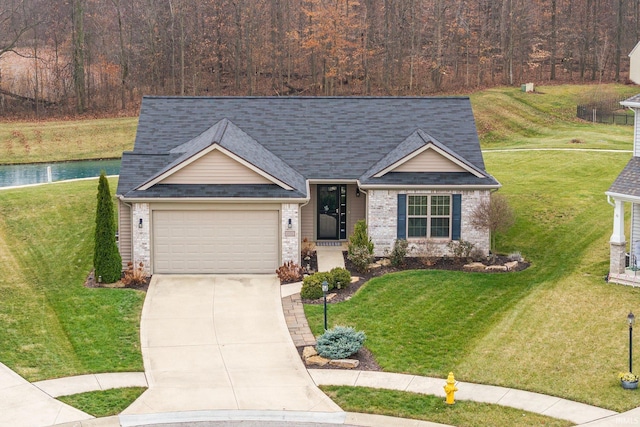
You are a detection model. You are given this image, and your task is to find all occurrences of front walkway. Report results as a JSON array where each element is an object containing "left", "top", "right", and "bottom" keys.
[
  {"left": 120, "top": 274, "right": 340, "bottom": 424},
  {"left": 0, "top": 362, "right": 92, "bottom": 427}
]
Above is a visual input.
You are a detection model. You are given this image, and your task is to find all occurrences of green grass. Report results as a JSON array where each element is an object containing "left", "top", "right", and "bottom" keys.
[
  {"left": 0, "top": 178, "right": 144, "bottom": 381},
  {"left": 0, "top": 117, "right": 137, "bottom": 164},
  {"left": 322, "top": 386, "right": 572, "bottom": 427},
  {"left": 471, "top": 84, "right": 637, "bottom": 149},
  {"left": 58, "top": 387, "right": 146, "bottom": 417},
  {"left": 307, "top": 150, "right": 640, "bottom": 411}
]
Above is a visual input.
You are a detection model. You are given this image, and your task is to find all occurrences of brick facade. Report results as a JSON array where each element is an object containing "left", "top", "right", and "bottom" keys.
[
  {"left": 367, "top": 189, "right": 491, "bottom": 257},
  {"left": 281, "top": 203, "right": 300, "bottom": 265},
  {"left": 131, "top": 203, "right": 151, "bottom": 274}
]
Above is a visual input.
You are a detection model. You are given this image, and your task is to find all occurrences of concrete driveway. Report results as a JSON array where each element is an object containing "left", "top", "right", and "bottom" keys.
[{"left": 122, "top": 275, "right": 340, "bottom": 417}]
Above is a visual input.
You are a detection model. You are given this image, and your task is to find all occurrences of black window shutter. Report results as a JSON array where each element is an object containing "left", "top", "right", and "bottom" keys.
[
  {"left": 397, "top": 194, "right": 407, "bottom": 239},
  {"left": 452, "top": 194, "right": 462, "bottom": 240}
]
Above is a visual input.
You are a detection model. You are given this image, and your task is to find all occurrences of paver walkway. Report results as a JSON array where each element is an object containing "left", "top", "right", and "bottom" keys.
[{"left": 120, "top": 274, "right": 340, "bottom": 425}]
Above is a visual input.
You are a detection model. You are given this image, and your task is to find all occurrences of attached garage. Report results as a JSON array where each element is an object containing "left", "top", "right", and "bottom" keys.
[{"left": 152, "top": 208, "right": 280, "bottom": 274}]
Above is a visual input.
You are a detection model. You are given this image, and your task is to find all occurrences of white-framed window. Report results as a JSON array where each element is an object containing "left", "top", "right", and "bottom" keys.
[{"left": 407, "top": 194, "right": 451, "bottom": 238}]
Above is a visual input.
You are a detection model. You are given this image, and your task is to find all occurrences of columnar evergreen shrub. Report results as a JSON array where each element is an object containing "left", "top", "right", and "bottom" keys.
[
  {"left": 348, "top": 220, "right": 374, "bottom": 256},
  {"left": 347, "top": 220, "right": 374, "bottom": 273},
  {"left": 94, "top": 172, "right": 122, "bottom": 283},
  {"left": 316, "top": 326, "right": 366, "bottom": 359}
]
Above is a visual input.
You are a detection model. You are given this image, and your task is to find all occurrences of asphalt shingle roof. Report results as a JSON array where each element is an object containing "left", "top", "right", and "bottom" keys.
[
  {"left": 609, "top": 157, "right": 640, "bottom": 198},
  {"left": 117, "top": 96, "right": 499, "bottom": 198}
]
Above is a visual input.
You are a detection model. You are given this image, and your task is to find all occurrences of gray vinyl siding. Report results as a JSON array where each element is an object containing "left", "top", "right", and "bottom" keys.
[{"left": 118, "top": 200, "right": 132, "bottom": 269}]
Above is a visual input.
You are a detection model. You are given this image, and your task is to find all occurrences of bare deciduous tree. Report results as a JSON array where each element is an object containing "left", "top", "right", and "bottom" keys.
[{"left": 471, "top": 193, "right": 515, "bottom": 258}]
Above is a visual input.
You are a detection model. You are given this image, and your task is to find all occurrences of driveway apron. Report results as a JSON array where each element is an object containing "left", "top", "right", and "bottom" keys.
[{"left": 122, "top": 275, "right": 340, "bottom": 415}]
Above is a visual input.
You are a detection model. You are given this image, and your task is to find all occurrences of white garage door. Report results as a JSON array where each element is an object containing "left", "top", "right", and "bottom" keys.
[{"left": 153, "top": 210, "right": 279, "bottom": 274}]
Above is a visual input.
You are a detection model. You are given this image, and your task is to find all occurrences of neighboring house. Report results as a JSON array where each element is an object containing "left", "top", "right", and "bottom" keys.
[
  {"left": 116, "top": 97, "right": 500, "bottom": 275},
  {"left": 607, "top": 94, "right": 640, "bottom": 286},
  {"left": 630, "top": 41, "right": 640, "bottom": 85}
]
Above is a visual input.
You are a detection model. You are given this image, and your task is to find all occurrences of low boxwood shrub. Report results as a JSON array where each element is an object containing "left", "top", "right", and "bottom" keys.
[
  {"left": 300, "top": 272, "right": 332, "bottom": 300},
  {"left": 329, "top": 267, "right": 351, "bottom": 290},
  {"left": 316, "top": 325, "right": 366, "bottom": 359}
]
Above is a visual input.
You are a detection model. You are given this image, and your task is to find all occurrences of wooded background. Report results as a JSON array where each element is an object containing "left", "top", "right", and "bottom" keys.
[{"left": 1, "top": 0, "right": 640, "bottom": 116}]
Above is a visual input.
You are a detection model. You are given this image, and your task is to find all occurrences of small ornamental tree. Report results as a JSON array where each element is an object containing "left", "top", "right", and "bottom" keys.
[
  {"left": 470, "top": 193, "right": 515, "bottom": 260},
  {"left": 94, "top": 172, "right": 122, "bottom": 283}
]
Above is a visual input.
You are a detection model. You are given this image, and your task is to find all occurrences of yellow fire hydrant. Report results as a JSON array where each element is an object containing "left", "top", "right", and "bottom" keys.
[{"left": 443, "top": 372, "right": 458, "bottom": 405}]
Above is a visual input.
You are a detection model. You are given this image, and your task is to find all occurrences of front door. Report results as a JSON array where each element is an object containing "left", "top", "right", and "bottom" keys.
[{"left": 317, "top": 184, "right": 347, "bottom": 240}]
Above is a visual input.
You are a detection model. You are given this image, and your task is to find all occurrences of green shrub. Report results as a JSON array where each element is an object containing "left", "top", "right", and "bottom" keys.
[
  {"left": 330, "top": 267, "right": 351, "bottom": 290},
  {"left": 388, "top": 239, "right": 408, "bottom": 267},
  {"left": 348, "top": 220, "right": 374, "bottom": 256},
  {"left": 316, "top": 326, "right": 366, "bottom": 359},
  {"left": 94, "top": 172, "right": 122, "bottom": 283},
  {"left": 347, "top": 245, "right": 373, "bottom": 274},
  {"left": 447, "top": 240, "right": 475, "bottom": 260},
  {"left": 301, "top": 272, "right": 332, "bottom": 299}
]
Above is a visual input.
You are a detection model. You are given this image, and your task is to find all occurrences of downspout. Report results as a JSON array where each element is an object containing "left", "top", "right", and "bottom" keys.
[{"left": 607, "top": 194, "right": 615, "bottom": 207}]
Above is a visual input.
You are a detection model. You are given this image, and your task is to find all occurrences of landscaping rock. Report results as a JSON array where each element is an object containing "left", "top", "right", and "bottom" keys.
[
  {"left": 329, "top": 359, "right": 360, "bottom": 369},
  {"left": 464, "top": 262, "right": 486, "bottom": 272},
  {"left": 302, "top": 346, "right": 317, "bottom": 360},
  {"left": 376, "top": 259, "right": 391, "bottom": 267},
  {"left": 326, "top": 292, "right": 337, "bottom": 301},
  {"left": 306, "top": 355, "right": 330, "bottom": 366},
  {"left": 505, "top": 261, "right": 519, "bottom": 271},
  {"left": 486, "top": 265, "right": 508, "bottom": 272},
  {"left": 369, "top": 263, "right": 382, "bottom": 269}
]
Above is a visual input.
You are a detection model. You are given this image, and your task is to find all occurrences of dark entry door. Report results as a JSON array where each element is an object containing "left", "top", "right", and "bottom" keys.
[{"left": 317, "top": 184, "right": 347, "bottom": 240}]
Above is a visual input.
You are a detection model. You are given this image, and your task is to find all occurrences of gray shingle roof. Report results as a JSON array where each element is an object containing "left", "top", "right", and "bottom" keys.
[
  {"left": 117, "top": 96, "right": 499, "bottom": 198},
  {"left": 608, "top": 157, "right": 640, "bottom": 198}
]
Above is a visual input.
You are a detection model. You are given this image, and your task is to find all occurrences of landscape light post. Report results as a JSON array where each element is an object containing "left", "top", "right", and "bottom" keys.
[
  {"left": 629, "top": 312, "right": 635, "bottom": 373},
  {"left": 322, "top": 280, "right": 329, "bottom": 331}
]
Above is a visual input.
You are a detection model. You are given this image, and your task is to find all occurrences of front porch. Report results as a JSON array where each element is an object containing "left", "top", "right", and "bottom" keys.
[{"left": 608, "top": 269, "right": 640, "bottom": 287}]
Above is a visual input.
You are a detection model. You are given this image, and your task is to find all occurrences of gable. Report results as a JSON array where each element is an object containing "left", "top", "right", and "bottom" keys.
[
  {"left": 159, "top": 149, "right": 272, "bottom": 185},
  {"left": 392, "top": 147, "right": 467, "bottom": 173}
]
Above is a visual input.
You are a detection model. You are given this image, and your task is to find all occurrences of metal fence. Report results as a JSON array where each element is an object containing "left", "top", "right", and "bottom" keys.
[{"left": 576, "top": 105, "right": 634, "bottom": 125}]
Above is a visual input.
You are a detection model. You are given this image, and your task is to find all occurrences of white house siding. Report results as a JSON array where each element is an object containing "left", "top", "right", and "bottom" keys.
[
  {"left": 282, "top": 203, "right": 300, "bottom": 265},
  {"left": 630, "top": 43, "right": 640, "bottom": 85},
  {"left": 132, "top": 203, "right": 151, "bottom": 273},
  {"left": 367, "top": 189, "right": 491, "bottom": 257},
  {"left": 635, "top": 107, "right": 640, "bottom": 158},
  {"left": 633, "top": 203, "right": 640, "bottom": 261}
]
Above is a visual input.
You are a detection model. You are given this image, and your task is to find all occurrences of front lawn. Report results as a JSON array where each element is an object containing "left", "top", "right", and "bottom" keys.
[
  {"left": 305, "top": 150, "right": 640, "bottom": 411},
  {"left": 0, "top": 178, "right": 144, "bottom": 381},
  {"left": 322, "top": 386, "right": 572, "bottom": 427}
]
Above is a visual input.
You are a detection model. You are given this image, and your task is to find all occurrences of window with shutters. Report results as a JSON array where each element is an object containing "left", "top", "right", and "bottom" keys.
[{"left": 407, "top": 195, "right": 451, "bottom": 239}]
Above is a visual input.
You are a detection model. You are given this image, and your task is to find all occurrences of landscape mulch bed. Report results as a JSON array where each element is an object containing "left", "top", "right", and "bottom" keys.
[
  {"left": 84, "top": 269, "right": 151, "bottom": 292},
  {"left": 301, "top": 252, "right": 530, "bottom": 304}
]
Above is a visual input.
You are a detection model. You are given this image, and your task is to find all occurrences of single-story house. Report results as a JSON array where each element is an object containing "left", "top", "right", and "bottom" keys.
[
  {"left": 116, "top": 97, "right": 501, "bottom": 275},
  {"left": 607, "top": 95, "right": 640, "bottom": 286}
]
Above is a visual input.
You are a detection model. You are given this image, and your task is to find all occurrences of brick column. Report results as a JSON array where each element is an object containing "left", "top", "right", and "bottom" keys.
[{"left": 610, "top": 241, "right": 627, "bottom": 275}]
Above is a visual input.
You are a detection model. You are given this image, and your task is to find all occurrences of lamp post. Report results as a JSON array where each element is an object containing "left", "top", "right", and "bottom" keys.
[
  {"left": 322, "top": 280, "right": 329, "bottom": 331},
  {"left": 629, "top": 312, "right": 635, "bottom": 373}
]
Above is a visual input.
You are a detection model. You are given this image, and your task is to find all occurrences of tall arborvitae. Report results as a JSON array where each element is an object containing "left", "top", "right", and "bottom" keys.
[{"left": 94, "top": 172, "right": 122, "bottom": 283}]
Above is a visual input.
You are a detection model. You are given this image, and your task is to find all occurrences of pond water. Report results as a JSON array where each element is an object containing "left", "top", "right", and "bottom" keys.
[{"left": 0, "top": 159, "right": 121, "bottom": 188}]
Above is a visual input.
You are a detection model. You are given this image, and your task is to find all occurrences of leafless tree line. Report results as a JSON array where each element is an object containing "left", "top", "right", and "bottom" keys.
[{"left": 1, "top": 0, "right": 639, "bottom": 116}]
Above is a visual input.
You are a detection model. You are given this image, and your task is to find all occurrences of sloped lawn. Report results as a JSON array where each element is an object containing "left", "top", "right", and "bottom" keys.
[
  {"left": 305, "top": 150, "right": 640, "bottom": 411},
  {"left": 0, "top": 178, "right": 144, "bottom": 381}
]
